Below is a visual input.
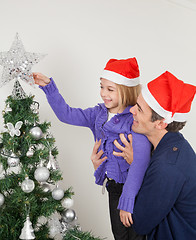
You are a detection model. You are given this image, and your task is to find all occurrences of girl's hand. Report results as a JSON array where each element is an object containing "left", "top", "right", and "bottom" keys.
[
  {"left": 120, "top": 210, "right": 133, "bottom": 227},
  {"left": 113, "top": 134, "right": 133, "bottom": 165},
  {"left": 91, "top": 139, "right": 107, "bottom": 170},
  {"left": 33, "top": 72, "right": 51, "bottom": 87}
]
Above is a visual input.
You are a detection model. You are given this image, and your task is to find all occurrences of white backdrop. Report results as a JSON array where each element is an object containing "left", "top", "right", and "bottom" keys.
[{"left": 0, "top": 1, "right": 195, "bottom": 239}]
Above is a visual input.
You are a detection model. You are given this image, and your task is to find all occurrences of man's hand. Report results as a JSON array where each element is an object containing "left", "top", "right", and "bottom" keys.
[
  {"left": 91, "top": 139, "right": 107, "bottom": 170},
  {"left": 113, "top": 134, "right": 133, "bottom": 165},
  {"left": 120, "top": 210, "right": 133, "bottom": 227}
]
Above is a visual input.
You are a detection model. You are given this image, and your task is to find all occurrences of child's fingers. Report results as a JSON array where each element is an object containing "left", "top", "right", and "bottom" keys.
[
  {"left": 129, "top": 214, "right": 133, "bottom": 225},
  {"left": 32, "top": 72, "right": 41, "bottom": 79}
]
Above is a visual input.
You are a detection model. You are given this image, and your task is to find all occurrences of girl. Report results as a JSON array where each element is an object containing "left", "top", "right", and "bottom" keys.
[{"left": 33, "top": 58, "right": 151, "bottom": 240}]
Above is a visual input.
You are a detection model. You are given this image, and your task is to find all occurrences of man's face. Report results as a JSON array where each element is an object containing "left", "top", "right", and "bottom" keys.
[{"left": 130, "top": 93, "right": 155, "bottom": 136}]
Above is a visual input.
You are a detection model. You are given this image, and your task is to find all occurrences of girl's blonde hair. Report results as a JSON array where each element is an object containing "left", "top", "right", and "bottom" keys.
[{"left": 117, "top": 84, "right": 141, "bottom": 107}]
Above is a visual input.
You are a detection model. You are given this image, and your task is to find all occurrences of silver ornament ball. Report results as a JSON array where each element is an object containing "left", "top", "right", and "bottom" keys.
[
  {"left": 0, "top": 193, "right": 5, "bottom": 206},
  {"left": 61, "top": 209, "right": 76, "bottom": 223},
  {"left": 30, "top": 126, "right": 43, "bottom": 140},
  {"left": 21, "top": 177, "right": 35, "bottom": 193},
  {"left": 34, "top": 167, "right": 50, "bottom": 182},
  {"left": 52, "top": 187, "right": 64, "bottom": 200}
]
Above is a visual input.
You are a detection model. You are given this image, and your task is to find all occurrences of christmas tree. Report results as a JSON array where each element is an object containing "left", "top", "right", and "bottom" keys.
[{"left": 0, "top": 34, "right": 103, "bottom": 240}]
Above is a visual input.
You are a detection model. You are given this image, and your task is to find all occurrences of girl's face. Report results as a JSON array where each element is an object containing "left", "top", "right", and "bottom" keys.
[{"left": 100, "top": 78, "right": 125, "bottom": 113}]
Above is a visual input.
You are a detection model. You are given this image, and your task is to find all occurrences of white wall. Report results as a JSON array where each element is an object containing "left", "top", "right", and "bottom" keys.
[{"left": 0, "top": 1, "right": 195, "bottom": 239}]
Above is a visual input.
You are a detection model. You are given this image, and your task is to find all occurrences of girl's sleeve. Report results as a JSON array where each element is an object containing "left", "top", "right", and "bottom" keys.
[
  {"left": 39, "top": 78, "right": 98, "bottom": 128},
  {"left": 117, "top": 131, "right": 151, "bottom": 213},
  {"left": 94, "top": 161, "right": 107, "bottom": 185}
]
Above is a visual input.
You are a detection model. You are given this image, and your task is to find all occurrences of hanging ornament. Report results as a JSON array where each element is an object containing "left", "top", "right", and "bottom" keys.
[
  {"left": 19, "top": 214, "right": 35, "bottom": 239},
  {"left": 7, "top": 121, "right": 23, "bottom": 137},
  {"left": 47, "top": 151, "right": 59, "bottom": 170},
  {"left": 0, "top": 33, "right": 46, "bottom": 88},
  {"left": 7, "top": 152, "right": 20, "bottom": 167},
  {"left": 0, "top": 193, "right": 5, "bottom": 206},
  {"left": 61, "top": 209, "right": 76, "bottom": 223},
  {"left": 5, "top": 104, "right": 12, "bottom": 113},
  {"left": 48, "top": 217, "right": 62, "bottom": 238},
  {"left": 41, "top": 183, "right": 51, "bottom": 193},
  {"left": 61, "top": 198, "right": 74, "bottom": 209},
  {"left": 30, "top": 101, "right": 39, "bottom": 114},
  {"left": 21, "top": 176, "right": 35, "bottom": 193},
  {"left": 0, "top": 162, "right": 4, "bottom": 174},
  {"left": 34, "top": 166, "right": 50, "bottom": 182},
  {"left": 26, "top": 146, "right": 34, "bottom": 158},
  {"left": 30, "top": 126, "right": 43, "bottom": 140},
  {"left": 60, "top": 219, "right": 68, "bottom": 234},
  {"left": 52, "top": 187, "right": 64, "bottom": 201}
]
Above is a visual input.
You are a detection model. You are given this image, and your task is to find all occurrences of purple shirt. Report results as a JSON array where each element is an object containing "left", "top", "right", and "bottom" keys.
[{"left": 40, "top": 78, "right": 151, "bottom": 213}]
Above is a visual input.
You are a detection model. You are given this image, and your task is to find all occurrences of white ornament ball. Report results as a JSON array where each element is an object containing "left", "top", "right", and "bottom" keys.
[
  {"left": 7, "top": 153, "right": 20, "bottom": 167},
  {"left": 61, "top": 198, "right": 74, "bottom": 209},
  {"left": 34, "top": 167, "right": 50, "bottom": 182},
  {"left": 0, "top": 193, "right": 5, "bottom": 206},
  {"left": 52, "top": 187, "right": 64, "bottom": 200},
  {"left": 21, "top": 177, "right": 35, "bottom": 193},
  {"left": 61, "top": 209, "right": 76, "bottom": 223},
  {"left": 30, "top": 126, "right": 43, "bottom": 140}
]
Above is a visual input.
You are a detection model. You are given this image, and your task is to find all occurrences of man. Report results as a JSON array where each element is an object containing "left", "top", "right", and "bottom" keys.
[{"left": 91, "top": 71, "right": 196, "bottom": 239}]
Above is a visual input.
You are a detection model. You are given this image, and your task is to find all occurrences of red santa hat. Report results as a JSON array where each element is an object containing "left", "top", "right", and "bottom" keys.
[
  {"left": 142, "top": 71, "right": 196, "bottom": 124},
  {"left": 100, "top": 58, "right": 140, "bottom": 87}
]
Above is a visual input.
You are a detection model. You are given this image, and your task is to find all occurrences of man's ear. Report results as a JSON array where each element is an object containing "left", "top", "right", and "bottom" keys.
[{"left": 155, "top": 119, "right": 168, "bottom": 130}]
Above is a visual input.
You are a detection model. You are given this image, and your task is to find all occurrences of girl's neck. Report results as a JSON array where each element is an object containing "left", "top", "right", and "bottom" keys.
[{"left": 108, "top": 105, "right": 126, "bottom": 114}]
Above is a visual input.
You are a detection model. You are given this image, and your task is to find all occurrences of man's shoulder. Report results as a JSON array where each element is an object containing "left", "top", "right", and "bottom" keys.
[{"left": 150, "top": 134, "right": 196, "bottom": 182}]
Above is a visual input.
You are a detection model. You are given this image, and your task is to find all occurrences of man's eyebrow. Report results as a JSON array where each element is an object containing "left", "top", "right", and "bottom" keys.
[{"left": 136, "top": 102, "right": 143, "bottom": 112}]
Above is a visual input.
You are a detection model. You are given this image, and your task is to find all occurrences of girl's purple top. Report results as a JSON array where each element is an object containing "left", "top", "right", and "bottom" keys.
[{"left": 40, "top": 78, "right": 151, "bottom": 213}]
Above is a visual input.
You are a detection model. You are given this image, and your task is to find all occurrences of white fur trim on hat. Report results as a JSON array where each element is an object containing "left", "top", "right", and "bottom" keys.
[
  {"left": 142, "top": 85, "right": 189, "bottom": 123},
  {"left": 100, "top": 70, "right": 140, "bottom": 87}
]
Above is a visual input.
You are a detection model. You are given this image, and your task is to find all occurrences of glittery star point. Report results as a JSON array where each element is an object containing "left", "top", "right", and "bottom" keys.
[{"left": 0, "top": 33, "right": 46, "bottom": 88}]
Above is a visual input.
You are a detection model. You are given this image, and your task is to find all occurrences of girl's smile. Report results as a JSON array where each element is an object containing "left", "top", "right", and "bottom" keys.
[{"left": 100, "top": 78, "right": 125, "bottom": 114}]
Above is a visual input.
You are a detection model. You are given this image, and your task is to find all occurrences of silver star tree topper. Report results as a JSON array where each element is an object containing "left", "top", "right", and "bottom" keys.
[{"left": 0, "top": 33, "right": 46, "bottom": 88}]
